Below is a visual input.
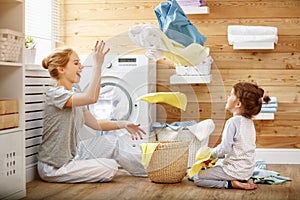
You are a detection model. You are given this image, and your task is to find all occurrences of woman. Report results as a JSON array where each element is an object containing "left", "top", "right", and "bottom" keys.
[{"left": 38, "top": 41, "right": 147, "bottom": 183}]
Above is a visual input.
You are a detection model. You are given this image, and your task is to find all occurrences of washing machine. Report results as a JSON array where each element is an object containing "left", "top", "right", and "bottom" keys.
[{"left": 77, "top": 53, "right": 156, "bottom": 151}]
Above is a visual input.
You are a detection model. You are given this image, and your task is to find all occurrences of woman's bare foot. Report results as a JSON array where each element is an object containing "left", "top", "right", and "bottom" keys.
[{"left": 231, "top": 180, "right": 257, "bottom": 190}]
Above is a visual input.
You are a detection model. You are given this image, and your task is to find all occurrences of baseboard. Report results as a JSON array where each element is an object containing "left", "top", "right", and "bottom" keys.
[
  {"left": 255, "top": 148, "right": 300, "bottom": 164},
  {"left": 26, "top": 164, "right": 39, "bottom": 182},
  {"left": 2, "top": 190, "right": 26, "bottom": 200}
]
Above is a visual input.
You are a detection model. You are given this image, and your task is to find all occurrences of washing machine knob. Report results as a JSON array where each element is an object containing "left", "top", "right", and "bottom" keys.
[{"left": 106, "top": 62, "right": 112, "bottom": 68}]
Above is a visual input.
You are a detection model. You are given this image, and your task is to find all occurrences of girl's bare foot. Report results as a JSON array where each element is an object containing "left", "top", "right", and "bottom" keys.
[
  {"left": 247, "top": 179, "right": 258, "bottom": 189},
  {"left": 231, "top": 180, "right": 257, "bottom": 190}
]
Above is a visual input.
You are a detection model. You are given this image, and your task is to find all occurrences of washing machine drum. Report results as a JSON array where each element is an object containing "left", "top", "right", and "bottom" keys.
[{"left": 88, "top": 82, "right": 132, "bottom": 121}]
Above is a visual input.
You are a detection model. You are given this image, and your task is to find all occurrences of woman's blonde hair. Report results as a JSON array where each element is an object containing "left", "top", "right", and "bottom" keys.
[
  {"left": 233, "top": 82, "right": 270, "bottom": 118},
  {"left": 42, "top": 47, "right": 74, "bottom": 80}
]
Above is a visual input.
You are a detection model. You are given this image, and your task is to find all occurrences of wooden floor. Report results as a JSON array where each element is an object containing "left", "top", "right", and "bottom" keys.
[{"left": 22, "top": 164, "right": 299, "bottom": 200}]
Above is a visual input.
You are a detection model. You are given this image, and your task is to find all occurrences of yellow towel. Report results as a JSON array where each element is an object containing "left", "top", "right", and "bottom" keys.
[
  {"left": 161, "top": 33, "right": 210, "bottom": 66},
  {"left": 188, "top": 146, "right": 218, "bottom": 178},
  {"left": 140, "top": 142, "right": 160, "bottom": 169},
  {"left": 137, "top": 92, "right": 187, "bottom": 111}
]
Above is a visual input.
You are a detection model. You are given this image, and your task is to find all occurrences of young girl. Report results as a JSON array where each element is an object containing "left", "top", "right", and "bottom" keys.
[
  {"left": 38, "top": 41, "right": 147, "bottom": 183},
  {"left": 193, "top": 82, "right": 269, "bottom": 190}
]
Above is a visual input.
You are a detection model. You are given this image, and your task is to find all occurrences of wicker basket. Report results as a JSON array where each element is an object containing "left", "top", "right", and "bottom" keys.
[
  {"left": 150, "top": 128, "right": 209, "bottom": 168},
  {"left": 0, "top": 29, "right": 24, "bottom": 62},
  {"left": 146, "top": 140, "right": 189, "bottom": 184}
]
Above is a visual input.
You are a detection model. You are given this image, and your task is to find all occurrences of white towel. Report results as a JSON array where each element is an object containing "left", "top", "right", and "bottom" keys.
[
  {"left": 228, "top": 25, "right": 278, "bottom": 35},
  {"left": 128, "top": 24, "right": 167, "bottom": 60},
  {"left": 227, "top": 25, "right": 278, "bottom": 45},
  {"left": 175, "top": 56, "right": 213, "bottom": 76},
  {"left": 228, "top": 35, "right": 278, "bottom": 45},
  {"left": 187, "top": 119, "right": 215, "bottom": 142}
]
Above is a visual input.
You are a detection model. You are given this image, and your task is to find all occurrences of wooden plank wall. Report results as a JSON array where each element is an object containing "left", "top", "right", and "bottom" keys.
[{"left": 61, "top": 0, "right": 300, "bottom": 148}]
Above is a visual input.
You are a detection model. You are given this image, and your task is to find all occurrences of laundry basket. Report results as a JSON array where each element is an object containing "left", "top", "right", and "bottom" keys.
[
  {"left": 151, "top": 128, "right": 208, "bottom": 168},
  {"left": 146, "top": 140, "right": 189, "bottom": 184},
  {"left": 150, "top": 119, "right": 215, "bottom": 168}
]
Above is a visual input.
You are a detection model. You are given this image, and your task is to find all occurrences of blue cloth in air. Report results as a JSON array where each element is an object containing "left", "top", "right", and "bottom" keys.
[{"left": 154, "top": 0, "right": 207, "bottom": 47}]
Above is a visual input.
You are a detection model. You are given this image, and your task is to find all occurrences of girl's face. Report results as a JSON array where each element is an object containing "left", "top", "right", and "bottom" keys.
[
  {"left": 62, "top": 52, "right": 83, "bottom": 84},
  {"left": 225, "top": 88, "right": 241, "bottom": 114}
]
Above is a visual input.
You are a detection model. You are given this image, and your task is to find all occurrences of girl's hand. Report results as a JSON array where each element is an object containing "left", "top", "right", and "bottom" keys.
[
  {"left": 93, "top": 40, "right": 110, "bottom": 68},
  {"left": 125, "top": 123, "right": 147, "bottom": 140}
]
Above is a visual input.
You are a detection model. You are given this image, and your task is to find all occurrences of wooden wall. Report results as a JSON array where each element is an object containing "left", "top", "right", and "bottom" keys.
[{"left": 61, "top": 0, "right": 300, "bottom": 148}]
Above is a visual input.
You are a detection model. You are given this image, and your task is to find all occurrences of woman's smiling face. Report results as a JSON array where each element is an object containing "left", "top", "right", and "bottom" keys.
[{"left": 63, "top": 51, "right": 83, "bottom": 84}]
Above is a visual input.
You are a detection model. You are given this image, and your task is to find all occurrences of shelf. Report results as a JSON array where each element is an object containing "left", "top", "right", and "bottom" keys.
[
  {"left": 0, "top": 0, "right": 23, "bottom": 3},
  {"left": 233, "top": 42, "right": 275, "bottom": 50},
  {"left": 253, "top": 113, "right": 274, "bottom": 120},
  {"left": 25, "top": 64, "right": 43, "bottom": 70},
  {"left": 0, "top": 127, "right": 23, "bottom": 135},
  {"left": 0, "top": 61, "right": 23, "bottom": 67},
  {"left": 170, "top": 74, "right": 211, "bottom": 84},
  {"left": 181, "top": 6, "right": 209, "bottom": 15},
  {"left": 0, "top": 0, "right": 26, "bottom": 198}
]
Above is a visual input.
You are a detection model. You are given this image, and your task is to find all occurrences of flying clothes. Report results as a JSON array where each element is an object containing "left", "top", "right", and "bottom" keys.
[
  {"left": 136, "top": 92, "right": 187, "bottom": 111},
  {"left": 154, "top": 0, "right": 207, "bottom": 47},
  {"left": 128, "top": 24, "right": 209, "bottom": 66}
]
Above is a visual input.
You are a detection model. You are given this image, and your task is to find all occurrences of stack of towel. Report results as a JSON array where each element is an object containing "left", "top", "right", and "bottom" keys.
[
  {"left": 260, "top": 96, "right": 278, "bottom": 114},
  {"left": 227, "top": 25, "right": 278, "bottom": 47},
  {"left": 175, "top": 56, "right": 213, "bottom": 76},
  {"left": 177, "top": 0, "right": 206, "bottom": 7}
]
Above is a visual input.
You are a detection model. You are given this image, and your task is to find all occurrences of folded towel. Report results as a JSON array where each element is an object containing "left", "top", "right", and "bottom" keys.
[
  {"left": 227, "top": 25, "right": 278, "bottom": 45},
  {"left": 140, "top": 143, "right": 160, "bottom": 169},
  {"left": 262, "top": 103, "right": 278, "bottom": 109},
  {"left": 136, "top": 92, "right": 187, "bottom": 111},
  {"left": 228, "top": 25, "right": 278, "bottom": 36},
  {"left": 189, "top": 146, "right": 218, "bottom": 178},
  {"left": 228, "top": 35, "right": 278, "bottom": 45},
  {"left": 175, "top": 56, "right": 213, "bottom": 76},
  {"left": 260, "top": 107, "right": 277, "bottom": 113},
  {"left": 177, "top": 3, "right": 201, "bottom": 7}
]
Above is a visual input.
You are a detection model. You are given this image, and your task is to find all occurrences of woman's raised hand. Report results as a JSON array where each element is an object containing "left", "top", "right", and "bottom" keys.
[{"left": 93, "top": 40, "right": 110, "bottom": 68}]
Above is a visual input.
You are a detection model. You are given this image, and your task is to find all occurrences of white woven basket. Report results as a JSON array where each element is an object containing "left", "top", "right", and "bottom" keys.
[{"left": 0, "top": 29, "right": 24, "bottom": 62}]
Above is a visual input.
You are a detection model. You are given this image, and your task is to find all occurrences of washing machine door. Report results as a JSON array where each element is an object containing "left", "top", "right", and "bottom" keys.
[
  {"left": 77, "top": 78, "right": 135, "bottom": 141},
  {"left": 88, "top": 82, "right": 132, "bottom": 121}
]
